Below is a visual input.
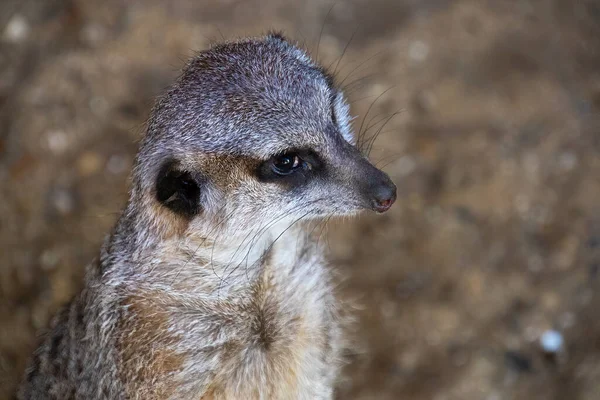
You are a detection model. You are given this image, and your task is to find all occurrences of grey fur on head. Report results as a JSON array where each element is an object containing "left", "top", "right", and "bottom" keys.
[{"left": 19, "top": 33, "right": 396, "bottom": 400}]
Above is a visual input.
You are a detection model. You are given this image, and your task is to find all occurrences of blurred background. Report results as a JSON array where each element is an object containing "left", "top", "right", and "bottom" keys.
[{"left": 1, "top": 0, "right": 600, "bottom": 399}]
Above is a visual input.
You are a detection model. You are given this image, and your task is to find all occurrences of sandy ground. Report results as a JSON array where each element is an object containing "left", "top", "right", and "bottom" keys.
[{"left": 1, "top": 0, "right": 600, "bottom": 399}]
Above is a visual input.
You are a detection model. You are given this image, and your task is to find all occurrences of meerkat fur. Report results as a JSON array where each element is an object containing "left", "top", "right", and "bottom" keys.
[{"left": 19, "top": 33, "right": 396, "bottom": 400}]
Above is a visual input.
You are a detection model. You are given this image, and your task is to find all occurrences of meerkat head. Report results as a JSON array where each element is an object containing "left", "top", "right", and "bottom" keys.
[{"left": 132, "top": 33, "right": 396, "bottom": 241}]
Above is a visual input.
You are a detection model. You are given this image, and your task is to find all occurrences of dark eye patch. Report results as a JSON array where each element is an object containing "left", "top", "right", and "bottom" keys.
[{"left": 256, "top": 149, "right": 323, "bottom": 187}]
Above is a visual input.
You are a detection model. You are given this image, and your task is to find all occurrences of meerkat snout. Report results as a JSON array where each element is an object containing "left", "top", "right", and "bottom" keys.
[{"left": 327, "top": 139, "right": 397, "bottom": 213}]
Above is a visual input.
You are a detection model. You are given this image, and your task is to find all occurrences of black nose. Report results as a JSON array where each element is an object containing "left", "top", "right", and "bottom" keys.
[{"left": 370, "top": 178, "right": 397, "bottom": 213}]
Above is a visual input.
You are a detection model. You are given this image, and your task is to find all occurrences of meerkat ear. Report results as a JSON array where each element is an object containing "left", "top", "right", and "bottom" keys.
[
  {"left": 155, "top": 160, "right": 202, "bottom": 218},
  {"left": 333, "top": 91, "right": 355, "bottom": 144}
]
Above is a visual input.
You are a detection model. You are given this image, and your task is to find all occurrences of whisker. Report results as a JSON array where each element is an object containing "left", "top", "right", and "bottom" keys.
[
  {"left": 222, "top": 200, "right": 314, "bottom": 272},
  {"left": 337, "top": 49, "right": 385, "bottom": 87},
  {"left": 341, "top": 74, "right": 377, "bottom": 96},
  {"left": 365, "top": 110, "right": 404, "bottom": 157},
  {"left": 356, "top": 85, "right": 397, "bottom": 152},
  {"left": 169, "top": 204, "right": 232, "bottom": 284},
  {"left": 217, "top": 200, "right": 322, "bottom": 294},
  {"left": 329, "top": 27, "right": 359, "bottom": 78},
  {"left": 315, "top": 1, "right": 338, "bottom": 62},
  {"left": 219, "top": 207, "right": 317, "bottom": 293},
  {"left": 374, "top": 153, "right": 403, "bottom": 170}
]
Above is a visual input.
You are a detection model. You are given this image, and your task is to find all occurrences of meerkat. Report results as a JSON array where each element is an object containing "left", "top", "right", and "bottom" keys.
[{"left": 18, "top": 33, "right": 396, "bottom": 400}]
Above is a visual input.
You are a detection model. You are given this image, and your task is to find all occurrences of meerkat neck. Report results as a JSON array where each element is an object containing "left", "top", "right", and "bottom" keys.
[
  {"left": 103, "top": 204, "right": 324, "bottom": 298},
  {"left": 160, "top": 222, "right": 320, "bottom": 293}
]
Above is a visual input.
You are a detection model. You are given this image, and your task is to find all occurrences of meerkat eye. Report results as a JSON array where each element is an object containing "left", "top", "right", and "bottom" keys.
[
  {"left": 256, "top": 150, "right": 320, "bottom": 182},
  {"left": 271, "top": 153, "right": 302, "bottom": 175}
]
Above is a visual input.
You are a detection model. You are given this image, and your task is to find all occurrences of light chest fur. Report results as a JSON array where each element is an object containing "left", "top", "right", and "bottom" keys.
[{"left": 113, "top": 225, "right": 342, "bottom": 399}]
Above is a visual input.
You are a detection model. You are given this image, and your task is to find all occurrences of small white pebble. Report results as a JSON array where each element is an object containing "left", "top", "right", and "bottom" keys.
[
  {"left": 415, "top": 90, "right": 438, "bottom": 112},
  {"left": 39, "top": 249, "right": 59, "bottom": 271},
  {"left": 409, "top": 40, "right": 429, "bottom": 63},
  {"left": 107, "top": 154, "right": 128, "bottom": 175},
  {"left": 540, "top": 330, "right": 563, "bottom": 353},
  {"left": 81, "top": 23, "right": 106, "bottom": 45},
  {"left": 52, "top": 188, "right": 75, "bottom": 216},
  {"left": 395, "top": 155, "right": 416, "bottom": 176},
  {"left": 558, "top": 151, "right": 577, "bottom": 171},
  {"left": 3, "top": 14, "right": 29, "bottom": 43},
  {"left": 46, "top": 129, "right": 69, "bottom": 154}
]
